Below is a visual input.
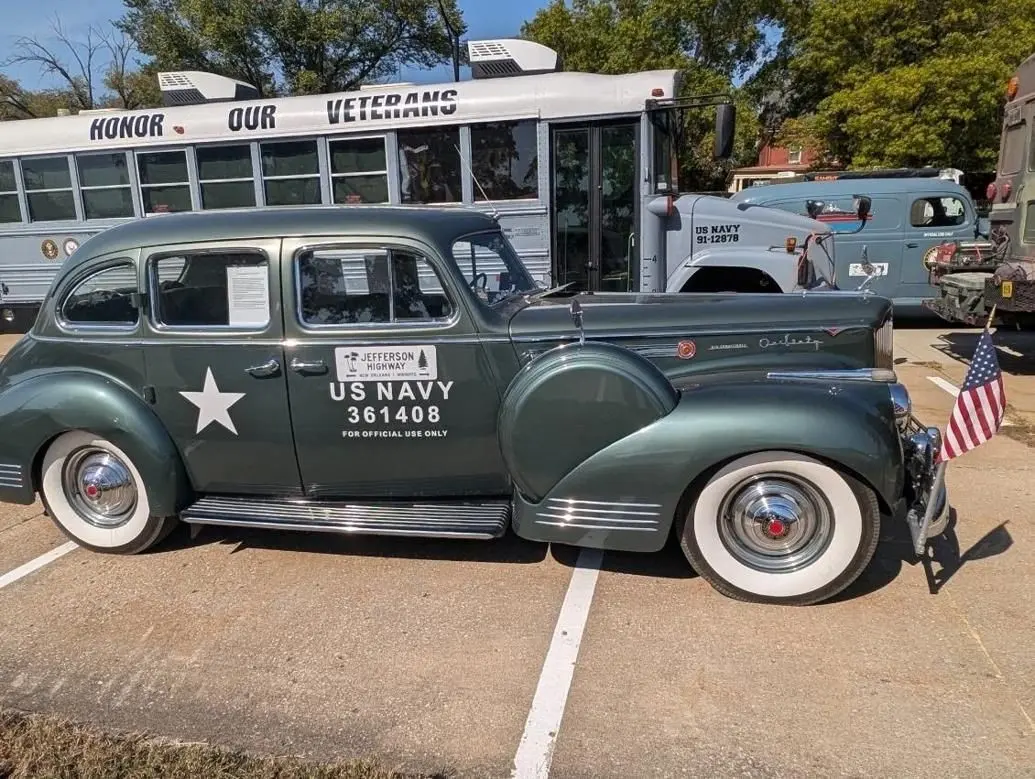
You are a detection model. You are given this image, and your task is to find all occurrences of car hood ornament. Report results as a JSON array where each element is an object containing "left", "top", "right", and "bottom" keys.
[{"left": 569, "top": 299, "right": 585, "bottom": 345}]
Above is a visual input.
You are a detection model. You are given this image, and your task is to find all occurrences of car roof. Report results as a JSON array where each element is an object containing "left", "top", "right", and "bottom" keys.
[
  {"left": 68, "top": 205, "right": 501, "bottom": 267},
  {"left": 730, "top": 177, "right": 973, "bottom": 202}
]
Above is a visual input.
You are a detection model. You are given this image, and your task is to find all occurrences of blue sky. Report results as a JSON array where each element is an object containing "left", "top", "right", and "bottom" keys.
[{"left": 1, "top": 0, "right": 545, "bottom": 90}]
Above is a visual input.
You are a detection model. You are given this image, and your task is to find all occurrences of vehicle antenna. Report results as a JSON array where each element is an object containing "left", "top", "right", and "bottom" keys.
[{"left": 454, "top": 143, "right": 499, "bottom": 220}]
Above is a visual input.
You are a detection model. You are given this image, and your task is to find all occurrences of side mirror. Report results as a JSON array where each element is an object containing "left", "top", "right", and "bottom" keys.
[
  {"left": 713, "top": 103, "right": 736, "bottom": 160},
  {"left": 806, "top": 200, "right": 824, "bottom": 218},
  {"left": 854, "top": 195, "right": 871, "bottom": 221},
  {"left": 569, "top": 299, "right": 585, "bottom": 345}
]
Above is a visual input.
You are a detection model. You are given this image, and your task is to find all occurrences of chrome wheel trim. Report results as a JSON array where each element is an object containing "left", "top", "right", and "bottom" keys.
[
  {"left": 716, "top": 472, "right": 834, "bottom": 574},
  {"left": 60, "top": 446, "right": 138, "bottom": 529}
]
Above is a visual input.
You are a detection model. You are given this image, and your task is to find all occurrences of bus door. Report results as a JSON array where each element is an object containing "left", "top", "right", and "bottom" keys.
[{"left": 549, "top": 120, "right": 640, "bottom": 292}]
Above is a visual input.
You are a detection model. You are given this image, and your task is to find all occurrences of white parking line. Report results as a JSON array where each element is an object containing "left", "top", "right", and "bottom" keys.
[
  {"left": 0, "top": 541, "right": 78, "bottom": 591},
  {"left": 512, "top": 547, "right": 603, "bottom": 779},
  {"left": 926, "top": 376, "right": 1014, "bottom": 426}
]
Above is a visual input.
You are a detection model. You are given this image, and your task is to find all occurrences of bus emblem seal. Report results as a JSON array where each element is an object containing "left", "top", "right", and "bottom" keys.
[{"left": 41, "top": 240, "right": 58, "bottom": 260}]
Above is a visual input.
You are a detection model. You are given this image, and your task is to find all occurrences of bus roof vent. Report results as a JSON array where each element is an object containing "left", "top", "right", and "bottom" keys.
[
  {"left": 466, "top": 38, "right": 560, "bottom": 79},
  {"left": 157, "top": 71, "right": 260, "bottom": 106}
]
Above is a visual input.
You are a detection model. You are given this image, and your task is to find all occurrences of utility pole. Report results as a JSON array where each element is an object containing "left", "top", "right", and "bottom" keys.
[{"left": 436, "top": 0, "right": 461, "bottom": 81}]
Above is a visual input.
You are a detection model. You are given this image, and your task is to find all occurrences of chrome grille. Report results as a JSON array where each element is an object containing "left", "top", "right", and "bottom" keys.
[{"left": 874, "top": 314, "right": 893, "bottom": 370}]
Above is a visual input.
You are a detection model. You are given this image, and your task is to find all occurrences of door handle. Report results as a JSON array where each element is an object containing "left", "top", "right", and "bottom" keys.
[
  {"left": 290, "top": 358, "right": 328, "bottom": 375},
  {"left": 906, "top": 242, "right": 919, "bottom": 248},
  {"left": 245, "top": 358, "right": 280, "bottom": 377}
]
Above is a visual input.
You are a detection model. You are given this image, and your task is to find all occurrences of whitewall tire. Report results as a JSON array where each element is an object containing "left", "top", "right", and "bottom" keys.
[
  {"left": 680, "top": 451, "right": 880, "bottom": 606},
  {"left": 39, "top": 430, "right": 178, "bottom": 554}
]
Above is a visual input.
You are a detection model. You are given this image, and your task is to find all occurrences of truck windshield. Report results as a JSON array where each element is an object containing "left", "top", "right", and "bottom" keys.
[{"left": 451, "top": 230, "right": 539, "bottom": 306}]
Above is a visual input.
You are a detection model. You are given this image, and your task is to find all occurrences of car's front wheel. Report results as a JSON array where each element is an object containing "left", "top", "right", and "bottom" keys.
[
  {"left": 39, "top": 430, "right": 178, "bottom": 554},
  {"left": 679, "top": 451, "right": 880, "bottom": 606}
]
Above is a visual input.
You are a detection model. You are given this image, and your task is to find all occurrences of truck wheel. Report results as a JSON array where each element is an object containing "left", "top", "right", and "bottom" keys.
[
  {"left": 38, "top": 431, "right": 178, "bottom": 554},
  {"left": 679, "top": 451, "right": 880, "bottom": 606}
]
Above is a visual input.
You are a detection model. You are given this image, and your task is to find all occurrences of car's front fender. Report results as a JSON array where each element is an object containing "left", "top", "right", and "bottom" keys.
[
  {"left": 0, "top": 371, "right": 191, "bottom": 514},
  {"left": 511, "top": 378, "right": 903, "bottom": 553}
]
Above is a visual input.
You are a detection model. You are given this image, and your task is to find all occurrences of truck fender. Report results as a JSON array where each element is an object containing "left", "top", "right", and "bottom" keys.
[
  {"left": 498, "top": 340, "right": 678, "bottom": 502},
  {"left": 0, "top": 371, "right": 192, "bottom": 513},
  {"left": 511, "top": 379, "right": 902, "bottom": 553},
  {"left": 666, "top": 247, "right": 802, "bottom": 293}
]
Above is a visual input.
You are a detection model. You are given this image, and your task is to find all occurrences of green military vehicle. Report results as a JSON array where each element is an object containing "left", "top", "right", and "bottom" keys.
[
  {"left": 925, "top": 54, "right": 1035, "bottom": 328},
  {"left": 0, "top": 205, "right": 947, "bottom": 606}
]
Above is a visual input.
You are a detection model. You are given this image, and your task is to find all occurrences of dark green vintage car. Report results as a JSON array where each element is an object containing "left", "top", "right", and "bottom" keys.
[{"left": 0, "top": 206, "right": 948, "bottom": 605}]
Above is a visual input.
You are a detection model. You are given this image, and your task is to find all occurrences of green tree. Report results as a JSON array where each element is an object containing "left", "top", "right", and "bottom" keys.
[
  {"left": 118, "top": 0, "right": 466, "bottom": 97},
  {"left": 782, "top": 0, "right": 1035, "bottom": 170},
  {"left": 520, "top": 0, "right": 781, "bottom": 190}
]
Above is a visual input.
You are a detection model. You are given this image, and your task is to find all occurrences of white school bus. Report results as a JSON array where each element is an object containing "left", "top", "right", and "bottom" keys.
[{"left": 0, "top": 38, "right": 840, "bottom": 332}]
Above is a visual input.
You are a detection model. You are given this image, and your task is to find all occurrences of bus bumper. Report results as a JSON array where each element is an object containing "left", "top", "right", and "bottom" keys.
[{"left": 0, "top": 303, "right": 41, "bottom": 334}]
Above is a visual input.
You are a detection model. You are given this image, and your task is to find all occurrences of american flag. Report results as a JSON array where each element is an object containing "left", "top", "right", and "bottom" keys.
[{"left": 938, "top": 327, "right": 1006, "bottom": 462}]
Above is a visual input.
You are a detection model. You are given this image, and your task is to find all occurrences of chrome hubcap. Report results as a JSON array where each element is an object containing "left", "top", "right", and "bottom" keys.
[
  {"left": 61, "top": 447, "right": 138, "bottom": 528},
  {"left": 717, "top": 474, "right": 833, "bottom": 573}
]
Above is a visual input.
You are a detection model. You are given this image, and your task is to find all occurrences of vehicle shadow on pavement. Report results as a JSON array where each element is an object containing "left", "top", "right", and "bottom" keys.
[
  {"left": 162, "top": 523, "right": 550, "bottom": 565},
  {"left": 933, "top": 329, "right": 1035, "bottom": 375}
]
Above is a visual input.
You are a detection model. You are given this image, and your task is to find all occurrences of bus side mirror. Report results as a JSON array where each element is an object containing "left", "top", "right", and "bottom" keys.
[
  {"left": 714, "top": 103, "right": 736, "bottom": 159},
  {"left": 855, "top": 195, "right": 871, "bottom": 221}
]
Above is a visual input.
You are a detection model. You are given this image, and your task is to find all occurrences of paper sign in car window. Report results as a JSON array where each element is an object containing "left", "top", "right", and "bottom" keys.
[{"left": 226, "top": 265, "right": 270, "bottom": 327}]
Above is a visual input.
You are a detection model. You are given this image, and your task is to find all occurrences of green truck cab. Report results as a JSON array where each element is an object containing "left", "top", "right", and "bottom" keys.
[{"left": 0, "top": 205, "right": 947, "bottom": 606}]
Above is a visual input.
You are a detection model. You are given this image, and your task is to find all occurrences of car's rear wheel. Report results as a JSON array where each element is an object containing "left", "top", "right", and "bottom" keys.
[
  {"left": 679, "top": 451, "right": 880, "bottom": 606},
  {"left": 39, "top": 430, "right": 178, "bottom": 554}
]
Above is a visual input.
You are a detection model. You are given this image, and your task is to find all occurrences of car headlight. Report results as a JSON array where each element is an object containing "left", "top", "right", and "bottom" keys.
[{"left": 889, "top": 382, "right": 911, "bottom": 429}]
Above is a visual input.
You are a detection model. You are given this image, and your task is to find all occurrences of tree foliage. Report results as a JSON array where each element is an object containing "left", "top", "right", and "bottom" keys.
[
  {"left": 118, "top": 0, "right": 466, "bottom": 97},
  {"left": 521, "top": 0, "right": 785, "bottom": 190},
  {"left": 780, "top": 0, "right": 1035, "bottom": 170}
]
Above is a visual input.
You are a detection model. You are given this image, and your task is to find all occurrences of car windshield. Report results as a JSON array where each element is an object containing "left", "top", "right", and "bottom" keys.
[{"left": 451, "top": 230, "right": 539, "bottom": 306}]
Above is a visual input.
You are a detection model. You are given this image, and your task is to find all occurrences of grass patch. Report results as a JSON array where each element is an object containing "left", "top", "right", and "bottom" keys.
[{"left": 0, "top": 708, "right": 447, "bottom": 779}]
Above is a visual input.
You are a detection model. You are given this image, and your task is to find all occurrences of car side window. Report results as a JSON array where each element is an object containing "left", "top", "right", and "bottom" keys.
[
  {"left": 296, "top": 246, "right": 455, "bottom": 326},
  {"left": 149, "top": 249, "right": 270, "bottom": 329},
  {"left": 59, "top": 263, "right": 139, "bottom": 327},
  {"left": 910, "top": 196, "right": 966, "bottom": 228}
]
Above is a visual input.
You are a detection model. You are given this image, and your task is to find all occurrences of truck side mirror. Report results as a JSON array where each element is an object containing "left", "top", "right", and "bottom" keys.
[
  {"left": 806, "top": 200, "right": 824, "bottom": 218},
  {"left": 714, "top": 103, "right": 736, "bottom": 159},
  {"left": 855, "top": 195, "right": 871, "bottom": 221}
]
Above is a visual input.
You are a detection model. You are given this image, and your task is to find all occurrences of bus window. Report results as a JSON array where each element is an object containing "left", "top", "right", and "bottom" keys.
[
  {"left": 1001, "top": 121, "right": 1026, "bottom": 175},
  {"left": 22, "top": 155, "right": 76, "bottom": 222},
  {"left": 1024, "top": 202, "right": 1035, "bottom": 244},
  {"left": 0, "top": 161, "right": 21, "bottom": 223},
  {"left": 196, "top": 144, "right": 256, "bottom": 209},
  {"left": 397, "top": 127, "right": 461, "bottom": 204},
  {"left": 910, "top": 196, "right": 966, "bottom": 228},
  {"left": 138, "top": 150, "right": 193, "bottom": 213},
  {"left": 470, "top": 119, "right": 538, "bottom": 201},
  {"left": 76, "top": 152, "right": 134, "bottom": 219},
  {"left": 260, "top": 139, "right": 321, "bottom": 206},
  {"left": 329, "top": 137, "right": 389, "bottom": 204}
]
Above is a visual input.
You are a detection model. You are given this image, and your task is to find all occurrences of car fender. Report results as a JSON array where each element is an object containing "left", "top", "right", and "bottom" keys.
[
  {"left": 666, "top": 247, "right": 802, "bottom": 292},
  {"left": 0, "top": 370, "right": 192, "bottom": 513},
  {"left": 509, "top": 378, "right": 902, "bottom": 553}
]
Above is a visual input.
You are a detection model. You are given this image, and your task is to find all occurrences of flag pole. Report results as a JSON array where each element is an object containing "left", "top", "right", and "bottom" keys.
[{"left": 912, "top": 303, "right": 997, "bottom": 555}]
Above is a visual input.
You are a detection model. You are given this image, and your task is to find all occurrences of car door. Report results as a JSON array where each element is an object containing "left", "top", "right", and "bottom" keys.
[
  {"left": 141, "top": 238, "right": 302, "bottom": 495},
  {"left": 280, "top": 233, "right": 509, "bottom": 499},
  {"left": 902, "top": 192, "right": 977, "bottom": 303}
]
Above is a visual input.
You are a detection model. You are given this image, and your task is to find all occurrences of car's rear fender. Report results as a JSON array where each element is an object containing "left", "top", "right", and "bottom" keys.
[
  {"left": 0, "top": 370, "right": 191, "bottom": 513},
  {"left": 510, "top": 379, "right": 903, "bottom": 553}
]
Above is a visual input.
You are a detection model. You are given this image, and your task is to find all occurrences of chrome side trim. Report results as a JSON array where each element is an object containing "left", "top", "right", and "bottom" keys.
[
  {"left": 766, "top": 368, "right": 898, "bottom": 383},
  {"left": 181, "top": 496, "right": 510, "bottom": 540},
  {"left": 534, "top": 497, "right": 662, "bottom": 533},
  {"left": 0, "top": 463, "right": 25, "bottom": 490}
]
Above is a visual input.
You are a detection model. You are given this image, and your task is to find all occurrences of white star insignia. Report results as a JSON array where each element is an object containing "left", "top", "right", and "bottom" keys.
[{"left": 179, "top": 367, "right": 246, "bottom": 435}]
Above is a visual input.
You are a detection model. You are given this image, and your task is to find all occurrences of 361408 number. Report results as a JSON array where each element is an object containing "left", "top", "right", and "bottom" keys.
[{"left": 346, "top": 405, "right": 441, "bottom": 424}]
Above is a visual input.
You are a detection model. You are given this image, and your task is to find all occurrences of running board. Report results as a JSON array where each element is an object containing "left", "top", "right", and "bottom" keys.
[{"left": 180, "top": 496, "right": 511, "bottom": 540}]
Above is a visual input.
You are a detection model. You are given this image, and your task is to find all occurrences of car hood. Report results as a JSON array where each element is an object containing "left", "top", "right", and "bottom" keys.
[{"left": 506, "top": 290, "right": 892, "bottom": 379}]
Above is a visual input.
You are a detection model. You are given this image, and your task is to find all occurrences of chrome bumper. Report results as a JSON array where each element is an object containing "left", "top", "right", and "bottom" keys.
[{"left": 901, "top": 416, "right": 950, "bottom": 555}]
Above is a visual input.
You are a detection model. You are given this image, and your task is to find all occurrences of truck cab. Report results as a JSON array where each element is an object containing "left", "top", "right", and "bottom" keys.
[{"left": 728, "top": 172, "right": 985, "bottom": 312}]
